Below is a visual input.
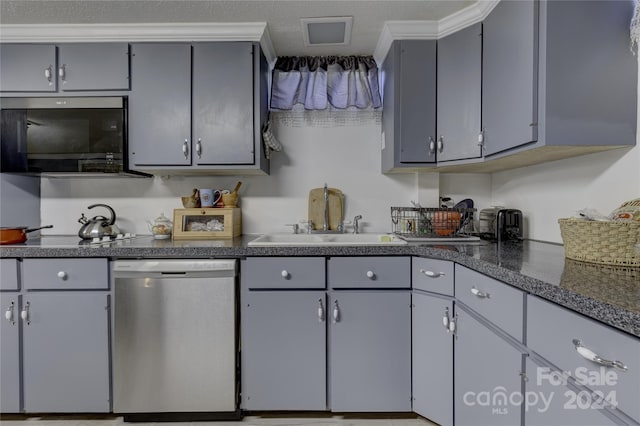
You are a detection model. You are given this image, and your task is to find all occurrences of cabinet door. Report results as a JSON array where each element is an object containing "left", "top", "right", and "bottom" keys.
[
  {"left": 329, "top": 291, "right": 411, "bottom": 412},
  {"left": 412, "top": 291, "right": 453, "bottom": 426},
  {"left": 22, "top": 292, "right": 110, "bottom": 413},
  {"left": 437, "top": 23, "right": 482, "bottom": 162},
  {"left": 454, "top": 306, "right": 524, "bottom": 426},
  {"left": 129, "top": 43, "right": 192, "bottom": 166},
  {"left": 482, "top": 0, "right": 538, "bottom": 156},
  {"left": 241, "top": 291, "right": 326, "bottom": 410},
  {"left": 0, "top": 292, "right": 21, "bottom": 413},
  {"left": 0, "top": 44, "right": 56, "bottom": 92},
  {"left": 58, "top": 43, "right": 129, "bottom": 91},
  {"left": 399, "top": 40, "right": 437, "bottom": 164},
  {"left": 193, "top": 42, "right": 254, "bottom": 165},
  {"left": 525, "top": 358, "right": 620, "bottom": 426}
]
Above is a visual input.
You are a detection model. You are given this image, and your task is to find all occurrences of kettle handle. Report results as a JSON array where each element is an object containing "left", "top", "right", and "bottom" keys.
[{"left": 87, "top": 204, "right": 116, "bottom": 226}]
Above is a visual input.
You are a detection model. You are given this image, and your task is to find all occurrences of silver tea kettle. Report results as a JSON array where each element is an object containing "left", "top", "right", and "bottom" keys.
[{"left": 78, "top": 203, "right": 122, "bottom": 239}]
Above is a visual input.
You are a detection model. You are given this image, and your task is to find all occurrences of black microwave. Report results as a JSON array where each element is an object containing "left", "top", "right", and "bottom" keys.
[{"left": 0, "top": 97, "right": 148, "bottom": 177}]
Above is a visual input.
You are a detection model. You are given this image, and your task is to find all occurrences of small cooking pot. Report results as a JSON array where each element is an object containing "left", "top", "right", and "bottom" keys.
[{"left": 0, "top": 225, "right": 53, "bottom": 245}]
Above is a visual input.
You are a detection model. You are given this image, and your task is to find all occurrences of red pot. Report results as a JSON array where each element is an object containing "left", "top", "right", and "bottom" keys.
[{"left": 0, "top": 225, "right": 53, "bottom": 245}]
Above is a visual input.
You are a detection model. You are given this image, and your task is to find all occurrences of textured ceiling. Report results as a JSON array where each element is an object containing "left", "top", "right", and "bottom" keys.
[{"left": 0, "top": 0, "right": 475, "bottom": 56}]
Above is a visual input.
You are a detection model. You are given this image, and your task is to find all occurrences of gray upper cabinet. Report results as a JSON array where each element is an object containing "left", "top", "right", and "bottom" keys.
[
  {"left": 129, "top": 43, "right": 192, "bottom": 166},
  {"left": 482, "top": 0, "right": 636, "bottom": 158},
  {"left": 412, "top": 291, "right": 453, "bottom": 426},
  {"left": 436, "top": 23, "right": 482, "bottom": 162},
  {"left": 0, "top": 43, "right": 130, "bottom": 93},
  {"left": 482, "top": 0, "right": 538, "bottom": 156},
  {"left": 454, "top": 305, "right": 525, "bottom": 426},
  {"left": 381, "top": 40, "right": 437, "bottom": 172},
  {"left": 129, "top": 42, "right": 268, "bottom": 174},
  {"left": 0, "top": 44, "right": 57, "bottom": 92},
  {"left": 192, "top": 43, "right": 254, "bottom": 165},
  {"left": 329, "top": 290, "right": 412, "bottom": 412},
  {"left": 57, "top": 43, "right": 130, "bottom": 91}
]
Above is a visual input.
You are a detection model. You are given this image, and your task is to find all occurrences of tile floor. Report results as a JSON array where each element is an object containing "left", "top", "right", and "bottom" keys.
[{"left": 0, "top": 413, "right": 436, "bottom": 426}]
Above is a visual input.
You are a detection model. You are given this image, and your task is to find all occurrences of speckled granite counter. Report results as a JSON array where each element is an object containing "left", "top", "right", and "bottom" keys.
[{"left": 1, "top": 235, "right": 638, "bottom": 337}]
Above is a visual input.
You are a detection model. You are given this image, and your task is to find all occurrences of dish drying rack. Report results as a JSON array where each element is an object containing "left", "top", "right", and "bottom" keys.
[{"left": 391, "top": 206, "right": 477, "bottom": 241}]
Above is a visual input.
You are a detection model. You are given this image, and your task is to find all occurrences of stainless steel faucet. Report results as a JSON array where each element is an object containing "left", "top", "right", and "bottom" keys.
[
  {"left": 353, "top": 215, "right": 362, "bottom": 234},
  {"left": 323, "top": 183, "right": 329, "bottom": 231}
]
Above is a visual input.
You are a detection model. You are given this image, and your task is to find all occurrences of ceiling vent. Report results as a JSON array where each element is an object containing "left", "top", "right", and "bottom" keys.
[{"left": 301, "top": 17, "right": 353, "bottom": 46}]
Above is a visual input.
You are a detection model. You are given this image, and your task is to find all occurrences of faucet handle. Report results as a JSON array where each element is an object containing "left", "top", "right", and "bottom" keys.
[{"left": 285, "top": 223, "right": 299, "bottom": 234}]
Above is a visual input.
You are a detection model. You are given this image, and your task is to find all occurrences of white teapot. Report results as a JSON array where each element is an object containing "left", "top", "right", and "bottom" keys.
[{"left": 147, "top": 213, "right": 173, "bottom": 239}]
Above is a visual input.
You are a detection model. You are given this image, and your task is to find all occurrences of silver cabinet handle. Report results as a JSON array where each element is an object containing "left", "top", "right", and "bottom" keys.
[
  {"left": 58, "top": 64, "right": 66, "bottom": 82},
  {"left": 196, "top": 138, "right": 202, "bottom": 158},
  {"left": 420, "top": 269, "right": 445, "bottom": 278},
  {"left": 21, "top": 301, "right": 30, "bottom": 325},
  {"left": 572, "top": 339, "right": 628, "bottom": 371},
  {"left": 5, "top": 301, "right": 15, "bottom": 325},
  {"left": 182, "top": 139, "right": 189, "bottom": 159},
  {"left": 428, "top": 136, "right": 435, "bottom": 154},
  {"left": 442, "top": 306, "right": 450, "bottom": 330},
  {"left": 332, "top": 300, "right": 340, "bottom": 324},
  {"left": 281, "top": 270, "right": 290, "bottom": 279},
  {"left": 437, "top": 136, "right": 444, "bottom": 153},
  {"left": 317, "top": 299, "right": 325, "bottom": 323},
  {"left": 57, "top": 270, "right": 68, "bottom": 280},
  {"left": 366, "top": 270, "right": 376, "bottom": 280},
  {"left": 471, "top": 287, "right": 490, "bottom": 298},
  {"left": 478, "top": 129, "right": 485, "bottom": 147},
  {"left": 44, "top": 65, "right": 53, "bottom": 84}
]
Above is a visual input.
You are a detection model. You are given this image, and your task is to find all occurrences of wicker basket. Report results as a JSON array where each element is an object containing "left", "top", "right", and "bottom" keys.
[{"left": 558, "top": 218, "right": 640, "bottom": 266}]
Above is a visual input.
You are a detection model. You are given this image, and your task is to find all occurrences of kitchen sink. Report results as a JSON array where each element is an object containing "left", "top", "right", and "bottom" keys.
[{"left": 247, "top": 233, "right": 408, "bottom": 246}]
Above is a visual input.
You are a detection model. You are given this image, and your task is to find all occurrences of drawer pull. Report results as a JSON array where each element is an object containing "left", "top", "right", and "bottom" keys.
[
  {"left": 420, "top": 269, "right": 445, "bottom": 278},
  {"left": 57, "top": 271, "right": 68, "bottom": 280},
  {"left": 471, "top": 287, "right": 490, "bottom": 298},
  {"left": 442, "top": 307, "right": 450, "bottom": 330},
  {"left": 572, "top": 339, "right": 628, "bottom": 371},
  {"left": 332, "top": 300, "right": 340, "bottom": 324},
  {"left": 366, "top": 270, "right": 375, "bottom": 279},
  {"left": 281, "top": 270, "right": 290, "bottom": 279},
  {"left": 317, "top": 299, "right": 325, "bottom": 323}
]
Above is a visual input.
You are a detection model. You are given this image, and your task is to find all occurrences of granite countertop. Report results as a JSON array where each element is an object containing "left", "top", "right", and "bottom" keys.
[{"left": 1, "top": 235, "right": 638, "bottom": 337}]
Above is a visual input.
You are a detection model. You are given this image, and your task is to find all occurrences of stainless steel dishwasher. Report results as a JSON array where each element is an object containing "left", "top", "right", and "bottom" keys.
[{"left": 112, "top": 259, "right": 238, "bottom": 421}]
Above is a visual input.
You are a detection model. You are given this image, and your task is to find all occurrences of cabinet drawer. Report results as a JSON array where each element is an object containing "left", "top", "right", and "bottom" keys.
[
  {"left": 412, "top": 257, "right": 453, "bottom": 295},
  {"left": 23, "top": 258, "right": 109, "bottom": 290},
  {"left": 242, "top": 257, "right": 325, "bottom": 289},
  {"left": 0, "top": 259, "right": 19, "bottom": 290},
  {"left": 528, "top": 296, "right": 640, "bottom": 423},
  {"left": 328, "top": 257, "right": 410, "bottom": 289},
  {"left": 455, "top": 264, "right": 524, "bottom": 341}
]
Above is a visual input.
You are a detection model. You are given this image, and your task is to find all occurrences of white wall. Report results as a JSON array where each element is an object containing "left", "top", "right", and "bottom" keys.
[{"left": 40, "top": 121, "right": 424, "bottom": 236}]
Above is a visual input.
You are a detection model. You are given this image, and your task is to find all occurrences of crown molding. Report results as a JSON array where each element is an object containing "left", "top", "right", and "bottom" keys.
[
  {"left": 0, "top": 22, "right": 277, "bottom": 63},
  {"left": 374, "top": 0, "right": 501, "bottom": 64}
]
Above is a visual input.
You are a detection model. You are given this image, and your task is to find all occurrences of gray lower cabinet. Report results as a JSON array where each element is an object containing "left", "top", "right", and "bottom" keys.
[
  {"left": 527, "top": 295, "right": 640, "bottom": 424},
  {"left": 129, "top": 42, "right": 268, "bottom": 173},
  {"left": 329, "top": 290, "right": 411, "bottom": 412},
  {"left": 21, "top": 292, "right": 110, "bottom": 412},
  {"left": 0, "top": 289, "right": 20, "bottom": 413},
  {"left": 381, "top": 40, "right": 437, "bottom": 172},
  {"left": 525, "top": 358, "right": 621, "bottom": 426},
  {"left": 412, "top": 291, "right": 453, "bottom": 426},
  {"left": 241, "top": 291, "right": 327, "bottom": 410},
  {"left": 0, "top": 44, "right": 57, "bottom": 92},
  {"left": 436, "top": 22, "right": 482, "bottom": 163},
  {"left": 454, "top": 305, "right": 525, "bottom": 426}
]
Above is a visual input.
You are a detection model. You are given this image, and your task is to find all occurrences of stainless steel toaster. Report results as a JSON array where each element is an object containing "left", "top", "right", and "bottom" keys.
[{"left": 478, "top": 207, "right": 523, "bottom": 241}]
